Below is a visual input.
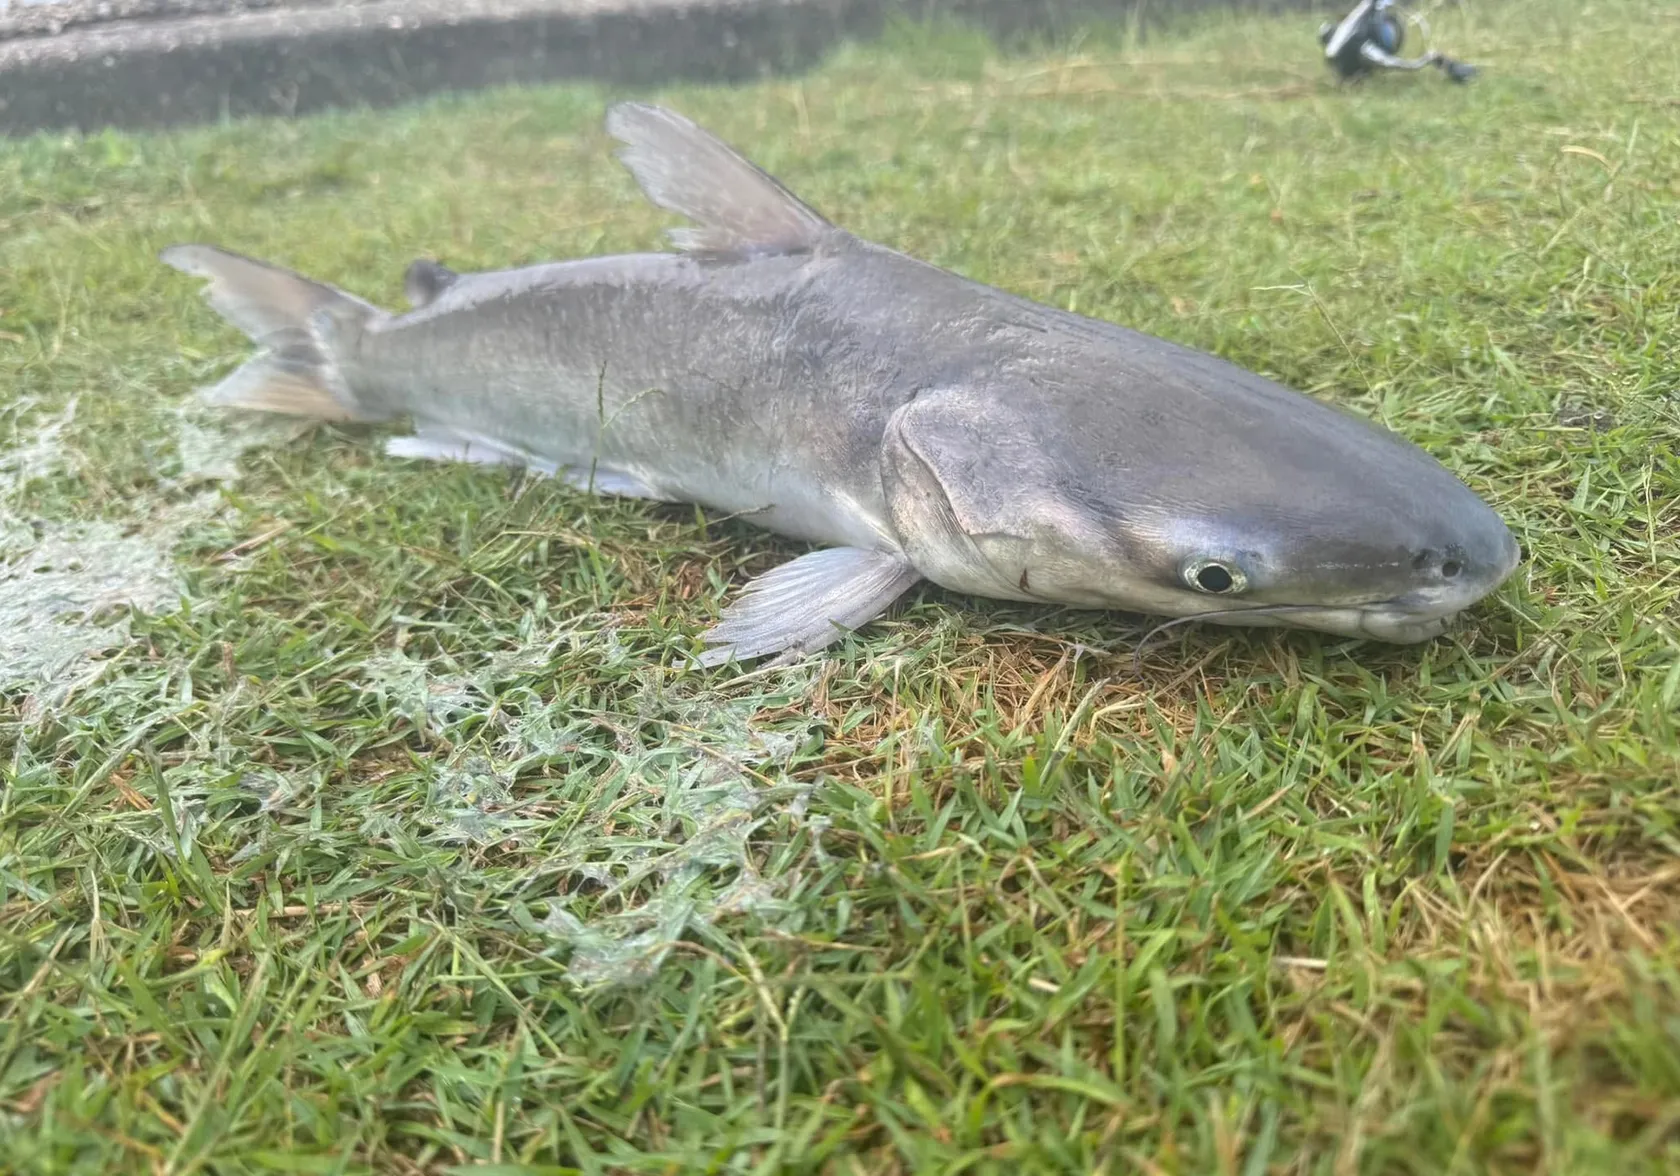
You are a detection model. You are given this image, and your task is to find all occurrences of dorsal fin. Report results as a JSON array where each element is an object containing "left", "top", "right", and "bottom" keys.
[
  {"left": 603, "top": 102, "right": 836, "bottom": 258},
  {"left": 403, "top": 259, "right": 458, "bottom": 309}
]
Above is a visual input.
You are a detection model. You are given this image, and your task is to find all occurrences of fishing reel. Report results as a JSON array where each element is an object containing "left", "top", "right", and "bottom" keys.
[{"left": 1318, "top": 0, "right": 1478, "bottom": 83}]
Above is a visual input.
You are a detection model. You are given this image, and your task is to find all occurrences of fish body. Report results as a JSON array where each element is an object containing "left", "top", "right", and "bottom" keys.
[{"left": 162, "top": 103, "right": 1520, "bottom": 665}]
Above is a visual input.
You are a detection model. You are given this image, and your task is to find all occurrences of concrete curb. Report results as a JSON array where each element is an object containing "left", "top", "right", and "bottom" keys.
[{"left": 0, "top": 0, "right": 1328, "bottom": 136}]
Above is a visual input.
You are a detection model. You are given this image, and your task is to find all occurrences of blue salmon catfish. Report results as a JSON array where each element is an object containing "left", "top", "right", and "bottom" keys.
[{"left": 161, "top": 102, "right": 1519, "bottom": 666}]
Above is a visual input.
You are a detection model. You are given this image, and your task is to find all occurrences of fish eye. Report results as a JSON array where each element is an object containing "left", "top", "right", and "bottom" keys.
[{"left": 1183, "top": 558, "right": 1246, "bottom": 595}]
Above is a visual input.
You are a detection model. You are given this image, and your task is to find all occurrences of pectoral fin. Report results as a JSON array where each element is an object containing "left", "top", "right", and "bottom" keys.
[{"left": 695, "top": 547, "right": 921, "bottom": 668}]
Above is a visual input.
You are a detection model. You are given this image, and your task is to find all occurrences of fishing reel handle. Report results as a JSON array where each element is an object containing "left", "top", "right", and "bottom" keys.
[{"left": 1435, "top": 55, "right": 1478, "bottom": 83}]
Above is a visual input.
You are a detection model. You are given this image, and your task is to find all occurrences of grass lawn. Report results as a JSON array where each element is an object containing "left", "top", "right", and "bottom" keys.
[{"left": 3, "top": 0, "right": 1679, "bottom": 1171}]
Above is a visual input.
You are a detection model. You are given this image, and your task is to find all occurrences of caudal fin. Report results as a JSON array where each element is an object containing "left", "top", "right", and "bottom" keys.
[{"left": 161, "top": 244, "right": 387, "bottom": 422}]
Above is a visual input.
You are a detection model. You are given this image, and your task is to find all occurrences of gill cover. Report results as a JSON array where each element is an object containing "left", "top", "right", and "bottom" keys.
[{"left": 881, "top": 389, "right": 1121, "bottom": 605}]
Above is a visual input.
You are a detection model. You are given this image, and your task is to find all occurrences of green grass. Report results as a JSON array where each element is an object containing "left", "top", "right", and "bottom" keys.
[{"left": 3, "top": 0, "right": 1680, "bottom": 1171}]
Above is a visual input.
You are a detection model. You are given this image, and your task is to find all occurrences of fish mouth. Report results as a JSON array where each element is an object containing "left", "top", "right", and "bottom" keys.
[
  {"left": 1353, "top": 607, "right": 1462, "bottom": 644},
  {"left": 1295, "top": 605, "right": 1463, "bottom": 644},
  {"left": 1184, "top": 548, "right": 1519, "bottom": 646},
  {"left": 1125, "top": 563, "right": 1519, "bottom": 668},
  {"left": 1185, "top": 602, "right": 1462, "bottom": 645},
  {"left": 1128, "top": 599, "right": 1464, "bottom": 672}
]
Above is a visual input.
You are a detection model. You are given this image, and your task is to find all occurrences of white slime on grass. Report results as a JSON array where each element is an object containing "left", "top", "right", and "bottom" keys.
[
  {"left": 0, "top": 399, "right": 295, "bottom": 712},
  {"left": 359, "top": 624, "right": 824, "bottom": 989}
]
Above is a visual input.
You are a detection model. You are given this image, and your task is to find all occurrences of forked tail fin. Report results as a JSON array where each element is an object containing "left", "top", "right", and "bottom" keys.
[{"left": 161, "top": 244, "right": 389, "bottom": 421}]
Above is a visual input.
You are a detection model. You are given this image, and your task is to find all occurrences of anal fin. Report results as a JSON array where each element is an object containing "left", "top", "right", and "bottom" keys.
[
  {"left": 385, "top": 429, "right": 559, "bottom": 476},
  {"left": 695, "top": 547, "right": 921, "bottom": 668},
  {"left": 385, "top": 424, "right": 673, "bottom": 500},
  {"left": 557, "top": 467, "right": 674, "bottom": 501}
]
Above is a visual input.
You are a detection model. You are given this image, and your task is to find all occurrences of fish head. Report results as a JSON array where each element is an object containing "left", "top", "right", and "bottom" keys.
[{"left": 879, "top": 363, "right": 1520, "bottom": 646}]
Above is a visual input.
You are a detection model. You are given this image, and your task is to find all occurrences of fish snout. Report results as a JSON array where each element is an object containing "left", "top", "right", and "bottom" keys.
[
  {"left": 1430, "top": 504, "right": 1522, "bottom": 600},
  {"left": 1406, "top": 531, "right": 1517, "bottom": 598},
  {"left": 1370, "top": 507, "right": 1520, "bottom": 635}
]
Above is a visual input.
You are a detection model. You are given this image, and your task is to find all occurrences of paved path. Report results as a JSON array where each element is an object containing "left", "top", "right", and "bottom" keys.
[{"left": 0, "top": 0, "right": 1325, "bottom": 135}]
